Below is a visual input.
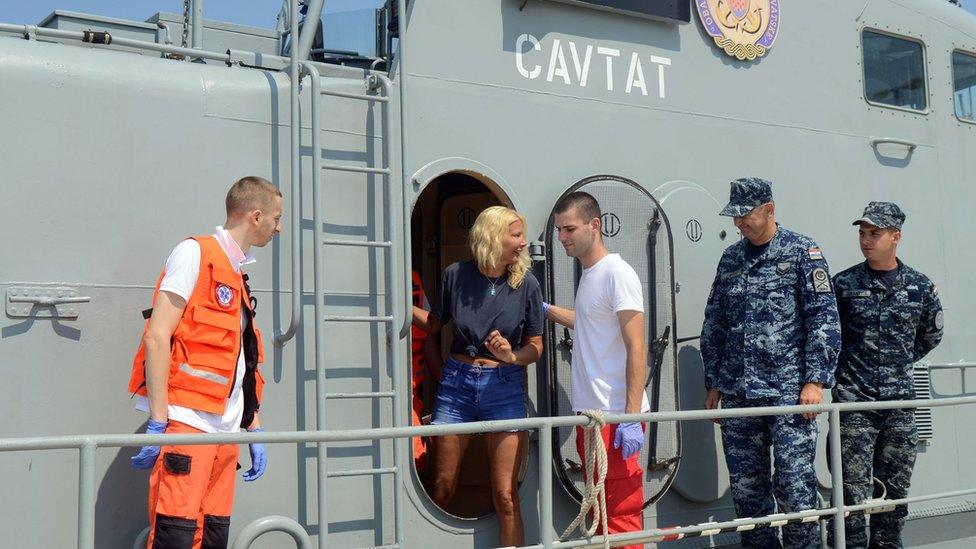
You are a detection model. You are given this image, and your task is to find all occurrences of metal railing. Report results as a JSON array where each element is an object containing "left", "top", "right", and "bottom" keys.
[{"left": 2, "top": 395, "right": 975, "bottom": 548}]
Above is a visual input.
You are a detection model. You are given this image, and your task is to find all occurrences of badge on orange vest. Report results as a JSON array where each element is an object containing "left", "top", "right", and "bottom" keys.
[{"left": 215, "top": 283, "right": 234, "bottom": 308}]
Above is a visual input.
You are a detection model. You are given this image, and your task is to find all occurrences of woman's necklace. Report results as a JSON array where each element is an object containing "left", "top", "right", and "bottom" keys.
[{"left": 484, "top": 271, "right": 504, "bottom": 296}]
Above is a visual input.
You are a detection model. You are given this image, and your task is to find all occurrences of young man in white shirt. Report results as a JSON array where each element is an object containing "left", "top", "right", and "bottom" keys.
[
  {"left": 545, "top": 191, "right": 649, "bottom": 547},
  {"left": 127, "top": 176, "right": 281, "bottom": 548}
]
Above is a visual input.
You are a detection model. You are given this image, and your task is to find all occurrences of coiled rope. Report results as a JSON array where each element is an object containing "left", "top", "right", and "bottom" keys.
[{"left": 561, "top": 410, "right": 611, "bottom": 549}]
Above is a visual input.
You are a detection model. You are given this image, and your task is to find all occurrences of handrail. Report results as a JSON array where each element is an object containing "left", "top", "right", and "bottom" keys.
[
  {"left": 533, "top": 486, "right": 976, "bottom": 549},
  {"left": 4, "top": 396, "right": 976, "bottom": 451},
  {"left": 4, "top": 396, "right": 974, "bottom": 549},
  {"left": 396, "top": 0, "right": 413, "bottom": 341},
  {"left": 233, "top": 515, "right": 313, "bottom": 549},
  {"left": 927, "top": 362, "right": 976, "bottom": 370},
  {"left": 871, "top": 137, "right": 918, "bottom": 152},
  {"left": 301, "top": 60, "right": 329, "bottom": 549},
  {"left": 275, "top": 0, "right": 303, "bottom": 347},
  {"left": 0, "top": 22, "right": 232, "bottom": 62}
]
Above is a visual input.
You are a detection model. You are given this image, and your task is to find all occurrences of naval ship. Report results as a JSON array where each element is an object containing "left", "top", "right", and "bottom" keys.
[{"left": 0, "top": 0, "right": 975, "bottom": 547}]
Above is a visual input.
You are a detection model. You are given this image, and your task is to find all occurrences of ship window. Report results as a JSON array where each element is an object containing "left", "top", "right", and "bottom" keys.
[
  {"left": 953, "top": 50, "right": 976, "bottom": 122},
  {"left": 862, "top": 30, "right": 927, "bottom": 111}
]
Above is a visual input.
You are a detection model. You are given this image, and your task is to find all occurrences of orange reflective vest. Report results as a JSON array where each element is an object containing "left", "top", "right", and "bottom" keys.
[
  {"left": 411, "top": 271, "right": 428, "bottom": 386},
  {"left": 128, "top": 236, "right": 265, "bottom": 424}
]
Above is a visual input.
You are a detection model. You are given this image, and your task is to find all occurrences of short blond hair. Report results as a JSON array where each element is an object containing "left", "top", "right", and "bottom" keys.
[
  {"left": 225, "top": 176, "right": 281, "bottom": 217},
  {"left": 469, "top": 206, "right": 531, "bottom": 289}
]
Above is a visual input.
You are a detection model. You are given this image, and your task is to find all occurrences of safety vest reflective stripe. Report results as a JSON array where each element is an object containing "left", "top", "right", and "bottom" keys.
[{"left": 178, "top": 363, "right": 229, "bottom": 386}]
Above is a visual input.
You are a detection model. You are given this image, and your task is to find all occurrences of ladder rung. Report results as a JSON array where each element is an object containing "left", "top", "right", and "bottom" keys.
[
  {"left": 322, "top": 163, "right": 390, "bottom": 175},
  {"left": 321, "top": 89, "right": 389, "bottom": 103},
  {"left": 324, "top": 315, "right": 394, "bottom": 323},
  {"left": 322, "top": 239, "right": 392, "bottom": 248},
  {"left": 325, "top": 391, "right": 395, "bottom": 400},
  {"left": 326, "top": 466, "right": 397, "bottom": 478}
]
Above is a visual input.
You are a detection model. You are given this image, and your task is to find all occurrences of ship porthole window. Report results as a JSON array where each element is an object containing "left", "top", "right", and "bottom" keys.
[
  {"left": 861, "top": 29, "right": 928, "bottom": 112},
  {"left": 952, "top": 50, "right": 976, "bottom": 123}
]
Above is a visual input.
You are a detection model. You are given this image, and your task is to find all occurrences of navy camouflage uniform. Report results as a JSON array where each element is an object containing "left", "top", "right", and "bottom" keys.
[
  {"left": 829, "top": 202, "right": 943, "bottom": 549},
  {"left": 702, "top": 178, "right": 841, "bottom": 549}
]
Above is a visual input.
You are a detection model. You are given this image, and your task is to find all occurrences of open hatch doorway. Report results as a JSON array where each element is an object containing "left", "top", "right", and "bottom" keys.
[{"left": 409, "top": 170, "right": 531, "bottom": 520}]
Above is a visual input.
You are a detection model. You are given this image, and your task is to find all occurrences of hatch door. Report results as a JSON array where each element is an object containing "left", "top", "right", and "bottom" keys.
[{"left": 544, "top": 175, "right": 680, "bottom": 506}]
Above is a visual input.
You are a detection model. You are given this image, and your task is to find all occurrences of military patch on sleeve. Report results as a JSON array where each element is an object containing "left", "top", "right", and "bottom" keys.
[
  {"left": 812, "top": 268, "right": 831, "bottom": 293},
  {"left": 808, "top": 247, "right": 824, "bottom": 260},
  {"left": 935, "top": 310, "right": 944, "bottom": 330}
]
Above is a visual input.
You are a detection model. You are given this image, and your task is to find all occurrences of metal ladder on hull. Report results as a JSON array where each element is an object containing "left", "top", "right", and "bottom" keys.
[{"left": 301, "top": 63, "right": 405, "bottom": 549}]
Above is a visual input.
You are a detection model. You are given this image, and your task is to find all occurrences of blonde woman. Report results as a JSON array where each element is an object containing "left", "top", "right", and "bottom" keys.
[{"left": 426, "top": 206, "right": 543, "bottom": 546}]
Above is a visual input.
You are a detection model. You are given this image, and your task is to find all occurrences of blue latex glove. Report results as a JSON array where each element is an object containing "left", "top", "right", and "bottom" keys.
[
  {"left": 542, "top": 301, "right": 550, "bottom": 318},
  {"left": 243, "top": 428, "right": 267, "bottom": 482},
  {"left": 131, "top": 419, "right": 168, "bottom": 469},
  {"left": 613, "top": 422, "right": 644, "bottom": 459}
]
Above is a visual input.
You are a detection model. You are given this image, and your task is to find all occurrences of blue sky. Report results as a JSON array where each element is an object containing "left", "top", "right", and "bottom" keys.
[
  {"left": 0, "top": 1, "right": 385, "bottom": 29},
  {"left": 1, "top": 1, "right": 974, "bottom": 29}
]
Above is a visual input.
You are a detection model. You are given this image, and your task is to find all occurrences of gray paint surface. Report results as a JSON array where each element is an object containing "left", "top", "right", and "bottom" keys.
[{"left": 1, "top": 0, "right": 975, "bottom": 547}]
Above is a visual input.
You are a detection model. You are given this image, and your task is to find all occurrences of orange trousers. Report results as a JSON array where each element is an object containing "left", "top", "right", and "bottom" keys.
[
  {"left": 147, "top": 421, "right": 239, "bottom": 549},
  {"left": 575, "top": 424, "right": 645, "bottom": 549},
  {"left": 412, "top": 394, "right": 428, "bottom": 473}
]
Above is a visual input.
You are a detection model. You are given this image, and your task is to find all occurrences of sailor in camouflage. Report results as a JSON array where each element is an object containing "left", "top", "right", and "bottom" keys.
[
  {"left": 702, "top": 177, "right": 841, "bottom": 549},
  {"left": 829, "top": 202, "right": 943, "bottom": 549}
]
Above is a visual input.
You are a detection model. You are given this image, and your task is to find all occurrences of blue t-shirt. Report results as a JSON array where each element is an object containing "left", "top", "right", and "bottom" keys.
[{"left": 435, "top": 260, "right": 544, "bottom": 360}]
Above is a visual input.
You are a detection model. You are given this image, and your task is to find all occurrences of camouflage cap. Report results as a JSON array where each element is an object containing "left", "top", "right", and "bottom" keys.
[
  {"left": 852, "top": 201, "right": 905, "bottom": 230},
  {"left": 719, "top": 177, "right": 774, "bottom": 217}
]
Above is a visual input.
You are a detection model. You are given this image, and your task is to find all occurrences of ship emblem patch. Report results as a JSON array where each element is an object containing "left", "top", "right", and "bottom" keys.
[
  {"left": 215, "top": 284, "right": 234, "bottom": 308},
  {"left": 695, "top": 0, "right": 780, "bottom": 61}
]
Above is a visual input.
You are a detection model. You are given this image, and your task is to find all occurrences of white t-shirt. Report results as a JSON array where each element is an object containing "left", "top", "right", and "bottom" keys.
[
  {"left": 136, "top": 227, "right": 255, "bottom": 434},
  {"left": 570, "top": 253, "right": 651, "bottom": 413}
]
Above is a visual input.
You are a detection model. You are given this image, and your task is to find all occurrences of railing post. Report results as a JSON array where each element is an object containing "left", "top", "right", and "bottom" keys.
[
  {"left": 395, "top": 0, "right": 413, "bottom": 340},
  {"left": 539, "top": 423, "right": 553, "bottom": 549},
  {"left": 274, "top": 0, "right": 303, "bottom": 346},
  {"left": 829, "top": 408, "right": 846, "bottom": 548},
  {"left": 191, "top": 0, "right": 204, "bottom": 50},
  {"left": 304, "top": 62, "right": 329, "bottom": 549},
  {"left": 78, "top": 442, "right": 96, "bottom": 549}
]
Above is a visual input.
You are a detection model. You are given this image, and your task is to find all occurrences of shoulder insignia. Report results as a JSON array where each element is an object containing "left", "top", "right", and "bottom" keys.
[
  {"left": 776, "top": 262, "right": 791, "bottom": 274},
  {"left": 935, "top": 310, "right": 944, "bottom": 331},
  {"left": 807, "top": 247, "right": 823, "bottom": 261},
  {"left": 812, "top": 268, "right": 831, "bottom": 293}
]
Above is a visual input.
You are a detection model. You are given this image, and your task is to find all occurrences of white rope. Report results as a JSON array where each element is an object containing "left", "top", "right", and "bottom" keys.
[{"left": 561, "top": 410, "right": 611, "bottom": 549}]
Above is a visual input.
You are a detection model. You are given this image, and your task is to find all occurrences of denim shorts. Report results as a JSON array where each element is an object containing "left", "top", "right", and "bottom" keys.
[{"left": 431, "top": 357, "right": 527, "bottom": 427}]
